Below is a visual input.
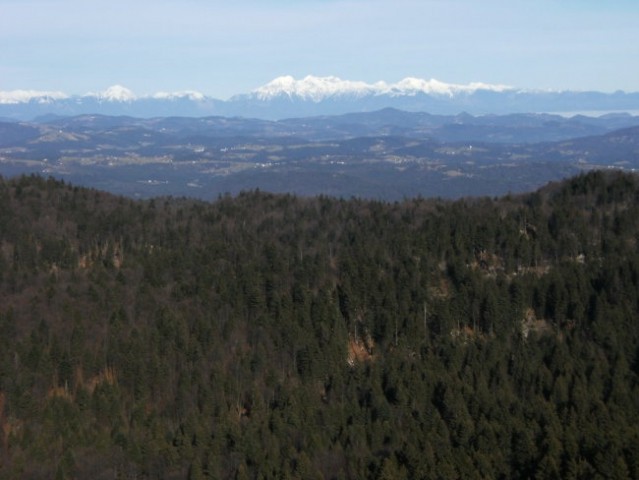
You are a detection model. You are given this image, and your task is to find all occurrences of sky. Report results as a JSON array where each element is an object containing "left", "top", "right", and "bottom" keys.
[{"left": 2, "top": 0, "right": 638, "bottom": 98}]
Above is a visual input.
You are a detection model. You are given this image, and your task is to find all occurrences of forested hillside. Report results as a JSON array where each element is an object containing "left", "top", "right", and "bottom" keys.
[{"left": 0, "top": 172, "right": 638, "bottom": 479}]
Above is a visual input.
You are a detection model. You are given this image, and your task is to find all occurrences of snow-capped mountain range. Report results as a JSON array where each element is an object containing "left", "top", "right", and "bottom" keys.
[
  {"left": 0, "top": 84, "right": 206, "bottom": 105},
  {"left": 1, "top": 75, "right": 639, "bottom": 120},
  {"left": 251, "top": 75, "right": 513, "bottom": 101},
  {"left": 0, "top": 76, "right": 512, "bottom": 105}
]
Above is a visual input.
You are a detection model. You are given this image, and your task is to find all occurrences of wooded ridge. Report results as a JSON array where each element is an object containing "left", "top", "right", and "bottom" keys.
[{"left": 0, "top": 171, "right": 638, "bottom": 478}]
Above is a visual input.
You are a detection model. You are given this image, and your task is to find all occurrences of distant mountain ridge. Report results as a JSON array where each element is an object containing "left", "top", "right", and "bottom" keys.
[{"left": 2, "top": 75, "right": 639, "bottom": 120}]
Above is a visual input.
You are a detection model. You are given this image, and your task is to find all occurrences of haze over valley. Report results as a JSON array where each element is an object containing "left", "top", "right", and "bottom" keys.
[{"left": 1, "top": 107, "right": 639, "bottom": 200}]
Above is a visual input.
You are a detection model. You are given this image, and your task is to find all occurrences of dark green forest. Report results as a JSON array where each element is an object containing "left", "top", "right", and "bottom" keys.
[{"left": 0, "top": 171, "right": 638, "bottom": 479}]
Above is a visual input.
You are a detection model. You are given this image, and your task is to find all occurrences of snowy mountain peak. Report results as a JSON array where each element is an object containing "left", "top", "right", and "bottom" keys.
[
  {"left": 253, "top": 75, "right": 379, "bottom": 102},
  {"left": 252, "top": 75, "right": 513, "bottom": 101},
  {"left": 85, "top": 85, "right": 137, "bottom": 102}
]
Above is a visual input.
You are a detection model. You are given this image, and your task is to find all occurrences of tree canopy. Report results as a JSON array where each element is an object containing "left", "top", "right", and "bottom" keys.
[{"left": 0, "top": 171, "right": 638, "bottom": 479}]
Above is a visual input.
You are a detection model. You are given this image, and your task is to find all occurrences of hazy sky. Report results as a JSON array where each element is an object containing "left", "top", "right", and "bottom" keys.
[{"left": 2, "top": 0, "right": 638, "bottom": 98}]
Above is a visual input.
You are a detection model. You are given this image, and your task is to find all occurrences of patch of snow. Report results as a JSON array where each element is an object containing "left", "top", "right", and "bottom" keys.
[{"left": 152, "top": 90, "right": 206, "bottom": 101}]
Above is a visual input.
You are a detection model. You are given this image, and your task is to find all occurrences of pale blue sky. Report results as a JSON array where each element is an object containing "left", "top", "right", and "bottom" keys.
[{"left": 1, "top": 0, "right": 638, "bottom": 98}]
